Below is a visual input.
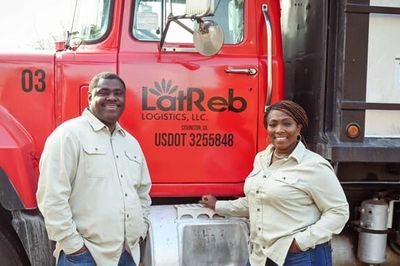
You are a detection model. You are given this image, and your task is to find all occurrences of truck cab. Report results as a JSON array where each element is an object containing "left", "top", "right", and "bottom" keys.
[{"left": 0, "top": 0, "right": 399, "bottom": 265}]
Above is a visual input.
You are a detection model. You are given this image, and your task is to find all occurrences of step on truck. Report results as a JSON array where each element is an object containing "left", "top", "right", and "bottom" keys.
[{"left": 0, "top": 0, "right": 400, "bottom": 265}]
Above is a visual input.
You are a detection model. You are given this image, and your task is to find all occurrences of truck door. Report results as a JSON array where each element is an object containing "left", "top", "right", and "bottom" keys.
[
  {"left": 57, "top": 0, "right": 119, "bottom": 123},
  {"left": 118, "top": 0, "right": 260, "bottom": 196}
]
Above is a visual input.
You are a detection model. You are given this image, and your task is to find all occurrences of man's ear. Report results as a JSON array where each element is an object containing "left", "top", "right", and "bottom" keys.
[{"left": 88, "top": 90, "right": 92, "bottom": 103}]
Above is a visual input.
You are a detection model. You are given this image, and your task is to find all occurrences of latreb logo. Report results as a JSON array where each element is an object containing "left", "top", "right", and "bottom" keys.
[{"left": 142, "top": 79, "right": 247, "bottom": 112}]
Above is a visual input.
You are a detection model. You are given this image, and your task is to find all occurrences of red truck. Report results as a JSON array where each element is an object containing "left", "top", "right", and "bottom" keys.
[{"left": 1, "top": 0, "right": 400, "bottom": 265}]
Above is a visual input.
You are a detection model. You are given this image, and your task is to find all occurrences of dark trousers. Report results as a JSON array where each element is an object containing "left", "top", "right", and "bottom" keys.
[
  {"left": 57, "top": 250, "right": 136, "bottom": 266},
  {"left": 246, "top": 242, "right": 332, "bottom": 266},
  {"left": 283, "top": 242, "right": 332, "bottom": 266}
]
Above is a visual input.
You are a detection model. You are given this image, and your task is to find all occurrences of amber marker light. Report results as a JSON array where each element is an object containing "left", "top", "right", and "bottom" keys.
[{"left": 346, "top": 123, "right": 361, "bottom": 138}]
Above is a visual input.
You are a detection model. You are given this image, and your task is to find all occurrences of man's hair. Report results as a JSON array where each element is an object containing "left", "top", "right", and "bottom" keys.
[
  {"left": 263, "top": 100, "right": 308, "bottom": 132},
  {"left": 89, "top": 72, "right": 126, "bottom": 92}
]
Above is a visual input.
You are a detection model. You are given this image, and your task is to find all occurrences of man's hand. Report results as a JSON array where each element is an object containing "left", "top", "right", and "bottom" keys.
[
  {"left": 288, "top": 239, "right": 301, "bottom": 253},
  {"left": 69, "top": 245, "right": 87, "bottom": 256},
  {"left": 199, "top": 194, "right": 217, "bottom": 210}
]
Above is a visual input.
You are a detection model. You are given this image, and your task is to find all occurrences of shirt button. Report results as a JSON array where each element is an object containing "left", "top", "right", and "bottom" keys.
[
  {"left": 258, "top": 227, "right": 261, "bottom": 231},
  {"left": 257, "top": 208, "right": 260, "bottom": 212},
  {"left": 125, "top": 193, "right": 128, "bottom": 197},
  {"left": 262, "top": 246, "right": 266, "bottom": 249},
  {"left": 256, "top": 191, "right": 259, "bottom": 194},
  {"left": 127, "top": 214, "right": 129, "bottom": 218},
  {"left": 263, "top": 175, "right": 266, "bottom": 178},
  {"left": 116, "top": 155, "right": 119, "bottom": 158},
  {"left": 283, "top": 177, "right": 286, "bottom": 180},
  {"left": 120, "top": 174, "right": 123, "bottom": 178}
]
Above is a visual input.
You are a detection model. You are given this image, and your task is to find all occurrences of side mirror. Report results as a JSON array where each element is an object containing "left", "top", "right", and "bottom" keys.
[
  {"left": 193, "top": 20, "right": 223, "bottom": 56},
  {"left": 65, "top": 31, "right": 83, "bottom": 51},
  {"left": 69, "top": 37, "right": 83, "bottom": 51},
  {"left": 159, "top": 0, "right": 224, "bottom": 56},
  {"left": 186, "top": 0, "right": 215, "bottom": 16}
]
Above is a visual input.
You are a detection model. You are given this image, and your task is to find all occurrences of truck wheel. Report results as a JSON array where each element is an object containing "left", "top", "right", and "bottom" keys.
[{"left": 0, "top": 225, "right": 28, "bottom": 266}]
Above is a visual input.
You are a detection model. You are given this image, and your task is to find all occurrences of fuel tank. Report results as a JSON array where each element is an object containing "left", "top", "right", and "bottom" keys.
[{"left": 145, "top": 204, "right": 400, "bottom": 266}]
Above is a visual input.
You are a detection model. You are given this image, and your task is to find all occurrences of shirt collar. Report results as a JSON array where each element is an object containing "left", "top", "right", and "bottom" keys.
[
  {"left": 266, "top": 141, "right": 306, "bottom": 164},
  {"left": 82, "top": 108, "right": 126, "bottom": 136},
  {"left": 290, "top": 141, "right": 306, "bottom": 163}
]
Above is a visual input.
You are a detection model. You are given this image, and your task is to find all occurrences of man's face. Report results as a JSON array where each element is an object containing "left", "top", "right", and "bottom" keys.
[{"left": 88, "top": 78, "right": 125, "bottom": 130}]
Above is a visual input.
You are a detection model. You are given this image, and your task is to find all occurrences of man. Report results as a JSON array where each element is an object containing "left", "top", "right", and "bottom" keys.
[{"left": 37, "top": 72, "right": 151, "bottom": 266}]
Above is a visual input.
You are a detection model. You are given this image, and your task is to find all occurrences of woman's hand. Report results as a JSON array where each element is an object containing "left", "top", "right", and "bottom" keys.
[{"left": 199, "top": 194, "right": 217, "bottom": 210}]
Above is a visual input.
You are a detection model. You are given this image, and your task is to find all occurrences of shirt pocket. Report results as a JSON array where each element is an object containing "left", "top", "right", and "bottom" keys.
[
  {"left": 269, "top": 175, "right": 300, "bottom": 200},
  {"left": 82, "top": 144, "right": 109, "bottom": 180},
  {"left": 124, "top": 150, "right": 143, "bottom": 188},
  {"left": 247, "top": 169, "right": 261, "bottom": 178},
  {"left": 244, "top": 169, "right": 261, "bottom": 195},
  {"left": 274, "top": 175, "right": 298, "bottom": 185}
]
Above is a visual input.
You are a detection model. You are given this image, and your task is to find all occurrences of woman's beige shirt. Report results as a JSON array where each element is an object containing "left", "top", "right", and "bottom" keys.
[{"left": 215, "top": 142, "right": 349, "bottom": 266}]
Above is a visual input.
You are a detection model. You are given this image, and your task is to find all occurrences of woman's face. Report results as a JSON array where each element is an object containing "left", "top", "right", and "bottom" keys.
[{"left": 266, "top": 110, "right": 302, "bottom": 154}]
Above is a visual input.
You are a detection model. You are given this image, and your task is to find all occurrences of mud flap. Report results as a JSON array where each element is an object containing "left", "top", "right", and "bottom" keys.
[{"left": 12, "top": 210, "right": 55, "bottom": 266}]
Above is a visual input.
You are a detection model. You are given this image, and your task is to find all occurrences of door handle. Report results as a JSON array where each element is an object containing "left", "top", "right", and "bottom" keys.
[{"left": 225, "top": 68, "right": 257, "bottom": 75}]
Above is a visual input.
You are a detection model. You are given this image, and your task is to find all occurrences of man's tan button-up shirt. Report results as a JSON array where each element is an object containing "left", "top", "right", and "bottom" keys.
[
  {"left": 37, "top": 109, "right": 152, "bottom": 266},
  {"left": 215, "top": 142, "right": 349, "bottom": 266}
]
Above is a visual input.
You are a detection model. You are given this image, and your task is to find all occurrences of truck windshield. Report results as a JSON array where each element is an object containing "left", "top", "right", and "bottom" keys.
[
  {"left": 132, "top": 0, "right": 244, "bottom": 44},
  {"left": 70, "top": 0, "right": 111, "bottom": 42}
]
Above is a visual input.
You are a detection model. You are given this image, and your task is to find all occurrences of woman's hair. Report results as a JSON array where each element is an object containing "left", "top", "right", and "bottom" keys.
[{"left": 263, "top": 100, "right": 309, "bottom": 131}]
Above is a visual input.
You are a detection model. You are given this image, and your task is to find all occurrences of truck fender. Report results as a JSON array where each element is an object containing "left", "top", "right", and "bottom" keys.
[
  {"left": 0, "top": 168, "right": 23, "bottom": 210},
  {"left": 0, "top": 106, "right": 38, "bottom": 210}
]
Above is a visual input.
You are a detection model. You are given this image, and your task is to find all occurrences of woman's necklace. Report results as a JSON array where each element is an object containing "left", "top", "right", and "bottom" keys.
[{"left": 273, "top": 151, "right": 289, "bottom": 159}]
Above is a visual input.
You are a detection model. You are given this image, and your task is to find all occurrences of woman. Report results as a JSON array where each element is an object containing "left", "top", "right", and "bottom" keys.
[{"left": 200, "top": 100, "right": 349, "bottom": 266}]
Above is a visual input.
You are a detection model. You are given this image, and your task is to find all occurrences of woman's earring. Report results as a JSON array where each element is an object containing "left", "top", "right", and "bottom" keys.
[{"left": 297, "top": 135, "right": 301, "bottom": 141}]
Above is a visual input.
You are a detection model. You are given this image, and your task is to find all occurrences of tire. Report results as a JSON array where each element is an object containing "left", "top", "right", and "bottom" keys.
[{"left": 0, "top": 225, "right": 29, "bottom": 266}]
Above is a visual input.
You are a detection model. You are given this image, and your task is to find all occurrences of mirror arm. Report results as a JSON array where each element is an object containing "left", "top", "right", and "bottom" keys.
[
  {"left": 159, "top": 14, "right": 198, "bottom": 51},
  {"left": 159, "top": 17, "right": 173, "bottom": 51},
  {"left": 174, "top": 19, "right": 194, "bottom": 34}
]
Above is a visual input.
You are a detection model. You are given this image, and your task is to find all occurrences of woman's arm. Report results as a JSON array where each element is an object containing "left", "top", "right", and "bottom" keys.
[
  {"left": 200, "top": 194, "right": 249, "bottom": 217},
  {"left": 294, "top": 162, "right": 349, "bottom": 251}
]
